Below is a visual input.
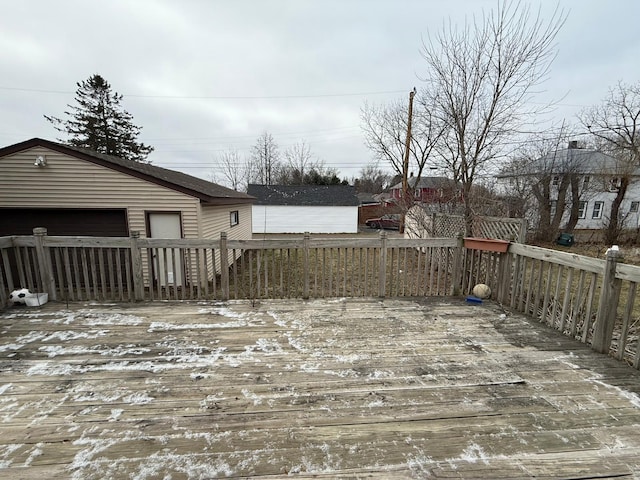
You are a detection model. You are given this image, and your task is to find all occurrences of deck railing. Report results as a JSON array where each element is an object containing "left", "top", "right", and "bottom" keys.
[
  {"left": 0, "top": 229, "right": 462, "bottom": 305},
  {"left": 2, "top": 229, "right": 639, "bottom": 368},
  {"left": 466, "top": 242, "right": 640, "bottom": 368}
]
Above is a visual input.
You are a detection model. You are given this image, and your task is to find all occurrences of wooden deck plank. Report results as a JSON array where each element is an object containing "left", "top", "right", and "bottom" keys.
[{"left": 2, "top": 298, "right": 640, "bottom": 478}]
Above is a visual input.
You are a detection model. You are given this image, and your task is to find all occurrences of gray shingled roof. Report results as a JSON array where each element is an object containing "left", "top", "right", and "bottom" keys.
[
  {"left": 247, "top": 184, "right": 359, "bottom": 206},
  {"left": 0, "top": 138, "right": 254, "bottom": 205},
  {"left": 498, "top": 148, "right": 640, "bottom": 177}
]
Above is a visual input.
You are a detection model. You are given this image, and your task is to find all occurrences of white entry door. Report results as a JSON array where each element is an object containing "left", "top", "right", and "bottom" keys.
[{"left": 148, "top": 212, "right": 183, "bottom": 286}]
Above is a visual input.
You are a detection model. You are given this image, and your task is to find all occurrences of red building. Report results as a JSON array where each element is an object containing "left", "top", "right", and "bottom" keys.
[{"left": 390, "top": 176, "right": 459, "bottom": 204}]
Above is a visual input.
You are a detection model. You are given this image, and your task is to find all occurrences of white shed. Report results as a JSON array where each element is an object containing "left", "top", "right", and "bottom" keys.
[{"left": 248, "top": 184, "right": 359, "bottom": 234}]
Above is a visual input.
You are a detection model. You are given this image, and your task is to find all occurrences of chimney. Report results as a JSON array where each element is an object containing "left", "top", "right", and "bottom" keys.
[{"left": 568, "top": 140, "right": 579, "bottom": 149}]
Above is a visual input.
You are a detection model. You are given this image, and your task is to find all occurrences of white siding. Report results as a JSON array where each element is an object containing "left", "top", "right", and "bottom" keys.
[{"left": 252, "top": 206, "right": 358, "bottom": 233}]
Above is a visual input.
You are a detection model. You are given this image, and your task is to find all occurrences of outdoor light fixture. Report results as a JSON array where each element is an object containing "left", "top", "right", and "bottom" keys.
[{"left": 34, "top": 155, "right": 47, "bottom": 167}]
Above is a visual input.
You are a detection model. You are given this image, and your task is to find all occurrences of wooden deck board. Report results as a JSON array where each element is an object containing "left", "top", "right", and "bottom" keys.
[{"left": 2, "top": 298, "right": 640, "bottom": 478}]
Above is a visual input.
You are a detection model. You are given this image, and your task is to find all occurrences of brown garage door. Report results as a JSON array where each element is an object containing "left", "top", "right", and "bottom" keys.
[
  {"left": 0, "top": 208, "right": 129, "bottom": 294},
  {"left": 0, "top": 208, "right": 128, "bottom": 236}
]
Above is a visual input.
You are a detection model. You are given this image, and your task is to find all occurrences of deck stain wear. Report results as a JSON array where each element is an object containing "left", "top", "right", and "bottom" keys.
[{"left": 1, "top": 298, "right": 640, "bottom": 478}]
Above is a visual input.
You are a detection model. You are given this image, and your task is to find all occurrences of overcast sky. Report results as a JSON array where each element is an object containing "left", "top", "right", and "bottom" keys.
[{"left": 2, "top": 1, "right": 639, "bottom": 186}]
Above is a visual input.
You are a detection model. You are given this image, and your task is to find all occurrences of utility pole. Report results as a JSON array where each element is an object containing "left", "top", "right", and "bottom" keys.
[
  {"left": 400, "top": 88, "right": 416, "bottom": 232},
  {"left": 402, "top": 88, "right": 416, "bottom": 206}
]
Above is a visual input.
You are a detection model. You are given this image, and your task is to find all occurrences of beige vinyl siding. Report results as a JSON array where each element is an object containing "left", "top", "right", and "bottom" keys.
[
  {"left": 201, "top": 204, "right": 252, "bottom": 240},
  {"left": 0, "top": 147, "right": 200, "bottom": 239},
  {"left": 200, "top": 204, "right": 252, "bottom": 274}
]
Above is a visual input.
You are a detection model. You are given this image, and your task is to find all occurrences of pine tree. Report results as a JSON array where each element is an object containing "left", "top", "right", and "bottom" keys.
[{"left": 45, "top": 74, "right": 154, "bottom": 163}]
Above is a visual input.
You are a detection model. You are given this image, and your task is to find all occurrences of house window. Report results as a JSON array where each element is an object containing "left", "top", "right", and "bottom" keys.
[
  {"left": 583, "top": 176, "right": 590, "bottom": 188},
  {"left": 549, "top": 200, "right": 557, "bottom": 217},
  {"left": 592, "top": 201, "right": 604, "bottom": 219},
  {"left": 230, "top": 210, "right": 239, "bottom": 227},
  {"left": 578, "top": 201, "right": 588, "bottom": 219},
  {"left": 631, "top": 201, "right": 640, "bottom": 213},
  {"left": 552, "top": 176, "right": 559, "bottom": 186},
  {"left": 609, "top": 177, "right": 621, "bottom": 191}
]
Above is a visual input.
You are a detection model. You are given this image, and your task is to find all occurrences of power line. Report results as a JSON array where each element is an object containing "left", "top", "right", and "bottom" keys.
[
  {"left": 147, "top": 125, "right": 360, "bottom": 143},
  {"left": 0, "top": 85, "right": 406, "bottom": 100}
]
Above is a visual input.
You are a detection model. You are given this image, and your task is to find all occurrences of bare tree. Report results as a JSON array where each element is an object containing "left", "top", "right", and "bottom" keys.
[
  {"left": 361, "top": 94, "right": 443, "bottom": 199},
  {"left": 210, "top": 149, "right": 248, "bottom": 192},
  {"left": 355, "top": 161, "right": 391, "bottom": 194},
  {"left": 249, "top": 132, "right": 281, "bottom": 185},
  {"left": 421, "top": 2, "right": 566, "bottom": 234},
  {"left": 579, "top": 81, "right": 640, "bottom": 244},
  {"left": 278, "top": 140, "right": 316, "bottom": 184},
  {"left": 500, "top": 128, "right": 592, "bottom": 242}
]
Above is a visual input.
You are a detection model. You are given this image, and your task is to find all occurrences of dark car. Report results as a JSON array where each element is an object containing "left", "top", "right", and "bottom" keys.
[{"left": 365, "top": 214, "right": 401, "bottom": 230}]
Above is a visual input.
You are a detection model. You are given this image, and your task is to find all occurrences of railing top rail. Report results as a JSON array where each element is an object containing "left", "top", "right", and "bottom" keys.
[
  {"left": 41, "top": 236, "right": 130, "bottom": 248},
  {"left": 616, "top": 262, "right": 640, "bottom": 283},
  {"left": 388, "top": 237, "right": 458, "bottom": 248},
  {"left": 0, "top": 236, "right": 14, "bottom": 249},
  {"left": 12, "top": 234, "right": 460, "bottom": 251},
  {"left": 509, "top": 242, "right": 604, "bottom": 274},
  {"left": 9, "top": 235, "right": 36, "bottom": 247}
]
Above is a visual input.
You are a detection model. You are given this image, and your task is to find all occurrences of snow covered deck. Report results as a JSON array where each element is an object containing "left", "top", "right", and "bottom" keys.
[{"left": 2, "top": 298, "right": 640, "bottom": 478}]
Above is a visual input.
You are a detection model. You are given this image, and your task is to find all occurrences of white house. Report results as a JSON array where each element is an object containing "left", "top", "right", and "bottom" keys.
[
  {"left": 498, "top": 144, "right": 640, "bottom": 234},
  {"left": 248, "top": 184, "right": 359, "bottom": 234}
]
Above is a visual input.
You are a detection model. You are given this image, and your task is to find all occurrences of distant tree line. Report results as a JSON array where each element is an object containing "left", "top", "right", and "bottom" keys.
[{"left": 212, "top": 133, "right": 348, "bottom": 191}]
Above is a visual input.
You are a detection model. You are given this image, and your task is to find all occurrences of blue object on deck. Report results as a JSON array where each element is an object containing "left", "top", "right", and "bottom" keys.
[{"left": 466, "top": 296, "right": 483, "bottom": 304}]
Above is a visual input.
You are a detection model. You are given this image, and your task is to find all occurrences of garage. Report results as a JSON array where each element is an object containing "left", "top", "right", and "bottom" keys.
[
  {"left": 0, "top": 208, "right": 128, "bottom": 237},
  {"left": 247, "top": 184, "right": 359, "bottom": 234}
]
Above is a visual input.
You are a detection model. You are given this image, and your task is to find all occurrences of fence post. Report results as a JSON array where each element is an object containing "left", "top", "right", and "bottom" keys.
[
  {"left": 498, "top": 250, "right": 512, "bottom": 305},
  {"left": 129, "top": 231, "right": 144, "bottom": 301},
  {"left": 378, "top": 231, "right": 387, "bottom": 298},
  {"left": 1, "top": 239, "right": 15, "bottom": 293},
  {"left": 220, "top": 232, "right": 229, "bottom": 301},
  {"left": 303, "top": 232, "right": 310, "bottom": 299},
  {"left": 517, "top": 218, "right": 527, "bottom": 243},
  {"left": 451, "top": 234, "right": 464, "bottom": 295},
  {"left": 33, "top": 227, "right": 57, "bottom": 301},
  {"left": 592, "top": 248, "right": 622, "bottom": 354}
]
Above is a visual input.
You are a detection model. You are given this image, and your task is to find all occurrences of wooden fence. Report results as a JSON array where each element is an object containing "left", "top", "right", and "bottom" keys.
[
  {"left": 465, "top": 243, "right": 640, "bottom": 368},
  {"left": 2, "top": 228, "right": 640, "bottom": 369},
  {"left": 0, "top": 229, "right": 461, "bottom": 305},
  {"left": 433, "top": 213, "right": 527, "bottom": 242}
]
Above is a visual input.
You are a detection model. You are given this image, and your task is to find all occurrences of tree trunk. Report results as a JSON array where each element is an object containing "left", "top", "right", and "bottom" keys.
[
  {"left": 605, "top": 177, "right": 629, "bottom": 245},
  {"left": 550, "top": 176, "right": 570, "bottom": 234},
  {"left": 563, "top": 174, "right": 581, "bottom": 233},
  {"left": 463, "top": 181, "right": 473, "bottom": 236}
]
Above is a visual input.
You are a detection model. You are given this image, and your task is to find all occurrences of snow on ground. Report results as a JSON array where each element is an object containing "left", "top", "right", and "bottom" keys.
[{"left": 3, "top": 300, "right": 640, "bottom": 478}]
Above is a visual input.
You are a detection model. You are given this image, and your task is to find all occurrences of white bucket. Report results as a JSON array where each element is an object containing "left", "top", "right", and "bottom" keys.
[{"left": 25, "top": 293, "right": 48, "bottom": 307}]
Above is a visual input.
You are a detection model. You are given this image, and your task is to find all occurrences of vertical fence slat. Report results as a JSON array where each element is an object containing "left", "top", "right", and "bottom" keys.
[
  {"left": 524, "top": 257, "right": 535, "bottom": 315},
  {"left": 378, "top": 232, "right": 387, "bottom": 298},
  {"left": 303, "top": 233, "right": 310, "bottom": 300},
  {"left": 581, "top": 273, "right": 598, "bottom": 344},
  {"left": 220, "top": 233, "right": 229, "bottom": 301},
  {"left": 124, "top": 248, "right": 133, "bottom": 302},
  {"left": 1, "top": 248, "right": 15, "bottom": 292},
  {"left": 559, "top": 268, "right": 574, "bottom": 333},
  {"left": 617, "top": 282, "right": 637, "bottom": 361},
  {"left": 569, "top": 270, "right": 586, "bottom": 337}
]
